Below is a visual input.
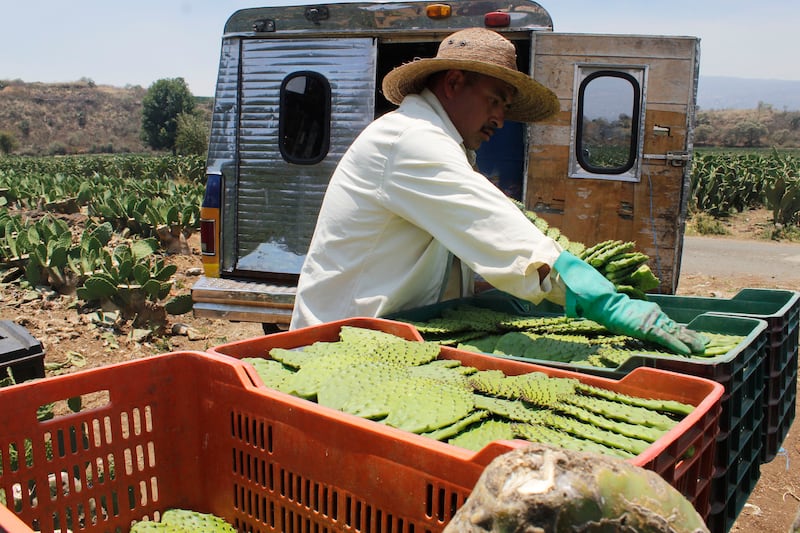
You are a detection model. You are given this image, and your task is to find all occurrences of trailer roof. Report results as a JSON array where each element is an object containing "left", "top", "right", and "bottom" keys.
[{"left": 224, "top": 0, "right": 552, "bottom": 37}]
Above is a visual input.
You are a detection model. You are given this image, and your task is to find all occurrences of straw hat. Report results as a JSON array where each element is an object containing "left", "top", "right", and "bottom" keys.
[{"left": 381, "top": 28, "right": 559, "bottom": 122}]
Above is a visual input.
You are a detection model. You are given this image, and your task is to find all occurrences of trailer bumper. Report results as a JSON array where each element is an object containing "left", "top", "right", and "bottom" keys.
[{"left": 191, "top": 276, "right": 296, "bottom": 325}]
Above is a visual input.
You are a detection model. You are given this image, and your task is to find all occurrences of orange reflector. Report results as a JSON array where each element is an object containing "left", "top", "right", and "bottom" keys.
[
  {"left": 484, "top": 11, "right": 511, "bottom": 27},
  {"left": 426, "top": 4, "right": 451, "bottom": 19}
]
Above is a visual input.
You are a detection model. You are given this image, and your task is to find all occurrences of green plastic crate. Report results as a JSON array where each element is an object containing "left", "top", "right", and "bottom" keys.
[
  {"left": 649, "top": 288, "right": 799, "bottom": 463},
  {"left": 763, "top": 350, "right": 797, "bottom": 462},
  {"left": 387, "top": 291, "right": 768, "bottom": 533},
  {"left": 707, "top": 432, "right": 763, "bottom": 533}
]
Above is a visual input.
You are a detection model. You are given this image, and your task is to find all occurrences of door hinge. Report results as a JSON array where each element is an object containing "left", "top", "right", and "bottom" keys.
[{"left": 642, "top": 151, "right": 691, "bottom": 167}]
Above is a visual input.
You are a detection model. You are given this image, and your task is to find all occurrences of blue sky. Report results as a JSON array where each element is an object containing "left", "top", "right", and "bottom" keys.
[{"left": 2, "top": 1, "right": 798, "bottom": 97}]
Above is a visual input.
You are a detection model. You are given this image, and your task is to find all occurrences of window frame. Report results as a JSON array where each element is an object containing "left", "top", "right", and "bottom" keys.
[
  {"left": 568, "top": 64, "right": 647, "bottom": 182},
  {"left": 278, "top": 70, "right": 332, "bottom": 165}
]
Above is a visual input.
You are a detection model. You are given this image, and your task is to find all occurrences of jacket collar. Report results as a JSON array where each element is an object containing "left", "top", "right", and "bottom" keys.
[{"left": 403, "top": 88, "right": 465, "bottom": 148}]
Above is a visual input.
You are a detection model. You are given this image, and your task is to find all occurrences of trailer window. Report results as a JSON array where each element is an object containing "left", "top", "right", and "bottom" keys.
[
  {"left": 570, "top": 68, "right": 644, "bottom": 181},
  {"left": 279, "top": 71, "right": 331, "bottom": 164}
]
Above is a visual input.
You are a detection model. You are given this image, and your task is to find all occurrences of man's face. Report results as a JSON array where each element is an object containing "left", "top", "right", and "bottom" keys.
[{"left": 445, "top": 71, "right": 516, "bottom": 150}]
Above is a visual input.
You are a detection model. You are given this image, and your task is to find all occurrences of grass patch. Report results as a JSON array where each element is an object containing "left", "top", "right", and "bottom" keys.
[
  {"left": 687, "top": 213, "right": 729, "bottom": 236},
  {"left": 764, "top": 224, "right": 800, "bottom": 242}
]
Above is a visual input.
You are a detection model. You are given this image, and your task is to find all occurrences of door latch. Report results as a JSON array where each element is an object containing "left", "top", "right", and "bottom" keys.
[{"left": 642, "top": 151, "right": 691, "bottom": 167}]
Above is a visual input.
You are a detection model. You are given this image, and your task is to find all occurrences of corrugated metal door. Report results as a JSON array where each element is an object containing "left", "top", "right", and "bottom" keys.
[{"left": 235, "top": 38, "right": 376, "bottom": 277}]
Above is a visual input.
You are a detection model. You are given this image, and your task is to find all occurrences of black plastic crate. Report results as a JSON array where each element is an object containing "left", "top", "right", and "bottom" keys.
[
  {"left": 0, "top": 320, "right": 45, "bottom": 383},
  {"left": 387, "top": 290, "right": 769, "bottom": 533},
  {"left": 707, "top": 430, "right": 763, "bottom": 533},
  {"left": 650, "top": 288, "right": 800, "bottom": 463}
]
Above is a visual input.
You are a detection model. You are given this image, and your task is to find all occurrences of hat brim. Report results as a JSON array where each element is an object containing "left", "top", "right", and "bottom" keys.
[{"left": 382, "top": 57, "right": 560, "bottom": 123}]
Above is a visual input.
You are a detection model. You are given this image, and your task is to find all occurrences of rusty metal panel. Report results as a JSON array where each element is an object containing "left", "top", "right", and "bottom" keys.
[
  {"left": 533, "top": 35, "right": 698, "bottom": 106},
  {"left": 532, "top": 33, "right": 698, "bottom": 59}
]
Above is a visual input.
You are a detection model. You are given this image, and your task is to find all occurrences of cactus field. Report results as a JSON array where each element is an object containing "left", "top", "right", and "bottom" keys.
[
  {"left": 689, "top": 149, "right": 800, "bottom": 235},
  {"left": 0, "top": 154, "right": 269, "bottom": 372}
]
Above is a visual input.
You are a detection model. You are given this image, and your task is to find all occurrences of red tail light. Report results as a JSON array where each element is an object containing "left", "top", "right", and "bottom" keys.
[
  {"left": 200, "top": 219, "right": 216, "bottom": 255},
  {"left": 485, "top": 11, "right": 510, "bottom": 28}
]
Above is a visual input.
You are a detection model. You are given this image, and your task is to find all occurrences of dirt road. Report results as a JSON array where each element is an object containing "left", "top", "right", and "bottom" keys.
[{"left": 681, "top": 236, "right": 800, "bottom": 285}]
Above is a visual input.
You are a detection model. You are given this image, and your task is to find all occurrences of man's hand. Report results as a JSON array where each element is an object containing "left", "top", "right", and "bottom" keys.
[
  {"left": 553, "top": 251, "right": 707, "bottom": 355},
  {"left": 604, "top": 297, "right": 708, "bottom": 355}
]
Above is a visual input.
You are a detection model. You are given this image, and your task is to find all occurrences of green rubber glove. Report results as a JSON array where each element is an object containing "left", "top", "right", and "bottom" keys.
[{"left": 553, "top": 251, "right": 707, "bottom": 355}]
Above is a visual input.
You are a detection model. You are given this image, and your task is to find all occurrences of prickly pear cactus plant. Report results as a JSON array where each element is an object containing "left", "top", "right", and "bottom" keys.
[
  {"left": 443, "top": 443, "right": 709, "bottom": 533},
  {"left": 130, "top": 509, "right": 235, "bottom": 532},
  {"left": 403, "top": 304, "right": 743, "bottom": 365},
  {"left": 511, "top": 198, "right": 662, "bottom": 298},
  {"left": 245, "top": 327, "right": 696, "bottom": 459}
]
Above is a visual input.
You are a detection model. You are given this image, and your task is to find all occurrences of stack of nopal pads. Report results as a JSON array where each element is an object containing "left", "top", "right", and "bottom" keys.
[{"left": 244, "top": 326, "right": 695, "bottom": 459}]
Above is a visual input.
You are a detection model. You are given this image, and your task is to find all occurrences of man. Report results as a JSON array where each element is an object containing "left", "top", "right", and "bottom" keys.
[{"left": 290, "top": 28, "right": 705, "bottom": 355}]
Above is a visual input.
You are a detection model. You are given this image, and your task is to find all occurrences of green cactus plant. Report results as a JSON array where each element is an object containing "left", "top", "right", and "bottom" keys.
[
  {"left": 22, "top": 216, "right": 74, "bottom": 291},
  {"left": 66, "top": 222, "right": 113, "bottom": 281},
  {"left": 765, "top": 174, "right": 800, "bottom": 226},
  {"left": 75, "top": 237, "right": 182, "bottom": 328},
  {"left": 0, "top": 214, "right": 27, "bottom": 261}
]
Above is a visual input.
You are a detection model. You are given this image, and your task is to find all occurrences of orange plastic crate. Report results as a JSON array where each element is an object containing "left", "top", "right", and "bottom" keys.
[
  {"left": 209, "top": 317, "right": 724, "bottom": 524},
  {"left": 1, "top": 350, "right": 514, "bottom": 533},
  {"left": 0, "top": 319, "right": 722, "bottom": 533}
]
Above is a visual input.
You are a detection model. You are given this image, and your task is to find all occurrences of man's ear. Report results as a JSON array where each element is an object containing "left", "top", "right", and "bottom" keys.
[{"left": 442, "top": 69, "right": 466, "bottom": 98}]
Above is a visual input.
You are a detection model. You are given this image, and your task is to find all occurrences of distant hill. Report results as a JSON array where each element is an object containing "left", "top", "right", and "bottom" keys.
[
  {"left": 0, "top": 80, "right": 148, "bottom": 155},
  {"left": 0, "top": 80, "right": 212, "bottom": 156},
  {"left": 1, "top": 78, "right": 798, "bottom": 155},
  {"left": 698, "top": 76, "right": 800, "bottom": 111}
]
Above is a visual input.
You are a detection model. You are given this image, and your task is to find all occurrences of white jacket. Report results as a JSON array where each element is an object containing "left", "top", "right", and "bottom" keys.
[{"left": 290, "top": 89, "right": 565, "bottom": 329}]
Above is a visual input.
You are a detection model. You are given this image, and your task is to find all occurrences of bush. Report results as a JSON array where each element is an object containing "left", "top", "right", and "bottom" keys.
[
  {"left": 174, "top": 112, "right": 208, "bottom": 156},
  {"left": 689, "top": 213, "right": 728, "bottom": 236},
  {"left": 767, "top": 223, "right": 800, "bottom": 242},
  {"left": 0, "top": 131, "right": 19, "bottom": 155},
  {"left": 47, "top": 141, "right": 68, "bottom": 156}
]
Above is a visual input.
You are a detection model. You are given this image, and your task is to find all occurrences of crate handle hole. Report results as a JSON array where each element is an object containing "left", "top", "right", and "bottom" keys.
[{"left": 37, "top": 390, "right": 110, "bottom": 422}]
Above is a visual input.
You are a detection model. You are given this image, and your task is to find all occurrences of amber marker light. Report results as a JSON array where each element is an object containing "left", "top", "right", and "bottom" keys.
[
  {"left": 200, "top": 173, "right": 222, "bottom": 278},
  {"left": 426, "top": 4, "right": 451, "bottom": 19},
  {"left": 484, "top": 11, "right": 511, "bottom": 28}
]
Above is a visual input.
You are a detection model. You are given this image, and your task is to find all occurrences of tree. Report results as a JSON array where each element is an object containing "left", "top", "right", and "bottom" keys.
[
  {"left": 0, "top": 131, "right": 18, "bottom": 155},
  {"left": 726, "top": 120, "right": 768, "bottom": 147},
  {"left": 174, "top": 111, "right": 209, "bottom": 156},
  {"left": 771, "top": 128, "right": 792, "bottom": 146},
  {"left": 141, "top": 78, "right": 195, "bottom": 153},
  {"left": 692, "top": 124, "right": 715, "bottom": 146}
]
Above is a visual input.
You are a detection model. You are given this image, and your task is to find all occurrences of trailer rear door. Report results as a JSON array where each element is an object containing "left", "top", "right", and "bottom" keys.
[
  {"left": 527, "top": 33, "right": 700, "bottom": 293},
  {"left": 233, "top": 37, "right": 377, "bottom": 279}
]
